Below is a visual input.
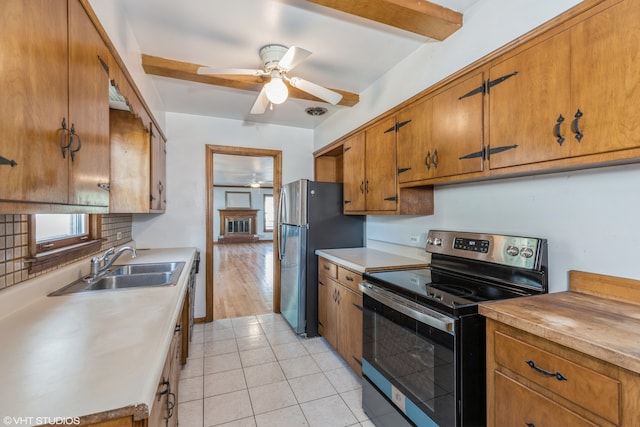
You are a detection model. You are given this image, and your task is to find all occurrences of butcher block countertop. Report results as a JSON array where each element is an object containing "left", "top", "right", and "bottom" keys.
[
  {"left": 0, "top": 247, "right": 197, "bottom": 425},
  {"left": 315, "top": 247, "right": 428, "bottom": 273},
  {"left": 479, "top": 270, "right": 640, "bottom": 375}
]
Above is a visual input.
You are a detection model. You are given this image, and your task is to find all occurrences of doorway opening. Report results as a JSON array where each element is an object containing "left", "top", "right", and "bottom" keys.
[{"left": 205, "top": 145, "right": 282, "bottom": 322}]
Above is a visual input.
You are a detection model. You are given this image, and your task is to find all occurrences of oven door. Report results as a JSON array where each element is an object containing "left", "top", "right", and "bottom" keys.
[{"left": 361, "top": 282, "right": 456, "bottom": 427}]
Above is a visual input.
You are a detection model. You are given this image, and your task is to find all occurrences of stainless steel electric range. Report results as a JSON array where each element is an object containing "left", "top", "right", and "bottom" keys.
[{"left": 360, "top": 230, "right": 548, "bottom": 427}]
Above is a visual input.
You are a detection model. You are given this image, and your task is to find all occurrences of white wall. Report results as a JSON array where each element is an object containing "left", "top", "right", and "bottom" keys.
[
  {"left": 213, "top": 187, "right": 274, "bottom": 241},
  {"left": 133, "top": 113, "right": 313, "bottom": 318}
]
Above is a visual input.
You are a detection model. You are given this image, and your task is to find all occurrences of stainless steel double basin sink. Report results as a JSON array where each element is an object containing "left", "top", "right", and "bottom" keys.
[{"left": 49, "top": 262, "right": 185, "bottom": 296}]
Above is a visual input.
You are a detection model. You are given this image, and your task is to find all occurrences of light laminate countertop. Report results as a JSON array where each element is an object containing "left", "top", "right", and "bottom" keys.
[
  {"left": 0, "top": 247, "right": 197, "bottom": 424},
  {"left": 315, "top": 247, "right": 428, "bottom": 273}
]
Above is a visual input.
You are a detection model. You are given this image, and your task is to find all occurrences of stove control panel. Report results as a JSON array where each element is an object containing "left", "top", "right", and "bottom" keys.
[{"left": 426, "top": 230, "right": 546, "bottom": 270}]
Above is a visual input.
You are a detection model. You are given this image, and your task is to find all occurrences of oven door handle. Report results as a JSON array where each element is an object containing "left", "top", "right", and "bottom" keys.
[{"left": 360, "top": 282, "right": 456, "bottom": 334}]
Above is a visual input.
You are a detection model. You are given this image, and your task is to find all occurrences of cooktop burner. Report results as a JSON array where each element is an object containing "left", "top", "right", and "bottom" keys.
[{"left": 363, "top": 268, "right": 531, "bottom": 315}]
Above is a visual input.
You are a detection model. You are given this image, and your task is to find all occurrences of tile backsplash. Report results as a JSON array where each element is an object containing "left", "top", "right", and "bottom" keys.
[{"left": 0, "top": 214, "right": 133, "bottom": 290}]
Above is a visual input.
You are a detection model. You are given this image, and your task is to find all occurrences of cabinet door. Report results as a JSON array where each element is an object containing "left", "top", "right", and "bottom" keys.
[
  {"left": 67, "top": 0, "right": 110, "bottom": 206},
  {"left": 365, "top": 117, "right": 397, "bottom": 212},
  {"left": 109, "top": 109, "right": 151, "bottom": 213},
  {"left": 0, "top": 1, "right": 68, "bottom": 203},
  {"left": 488, "top": 33, "right": 571, "bottom": 169},
  {"left": 338, "top": 287, "right": 363, "bottom": 376},
  {"left": 431, "top": 72, "right": 485, "bottom": 177},
  {"left": 397, "top": 97, "right": 433, "bottom": 183},
  {"left": 342, "top": 133, "right": 366, "bottom": 212},
  {"left": 494, "top": 371, "right": 597, "bottom": 427},
  {"left": 570, "top": 0, "right": 640, "bottom": 157},
  {"left": 150, "top": 123, "right": 167, "bottom": 211},
  {"left": 324, "top": 279, "right": 340, "bottom": 350}
]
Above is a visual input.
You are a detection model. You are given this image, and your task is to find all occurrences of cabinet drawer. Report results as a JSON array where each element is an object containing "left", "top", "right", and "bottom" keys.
[
  {"left": 337, "top": 266, "right": 362, "bottom": 294},
  {"left": 494, "top": 331, "right": 620, "bottom": 424},
  {"left": 318, "top": 258, "right": 337, "bottom": 279},
  {"left": 495, "top": 371, "right": 598, "bottom": 427}
]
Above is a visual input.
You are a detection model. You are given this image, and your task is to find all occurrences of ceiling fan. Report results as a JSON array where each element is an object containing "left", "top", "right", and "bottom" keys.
[
  {"left": 197, "top": 44, "right": 343, "bottom": 114},
  {"left": 248, "top": 173, "right": 268, "bottom": 188}
]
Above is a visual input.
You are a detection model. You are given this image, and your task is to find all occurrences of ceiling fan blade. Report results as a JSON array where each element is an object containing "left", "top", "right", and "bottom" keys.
[
  {"left": 289, "top": 77, "right": 343, "bottom": 105},
  {"left": 278, "top": 46, "right": 312, "bottom": 71},
  {"left": 250, "top": 87, "right": 269, "bottom": 114},
  {"left": 197, "top": 67, "right": 264, "bottom": 76}
]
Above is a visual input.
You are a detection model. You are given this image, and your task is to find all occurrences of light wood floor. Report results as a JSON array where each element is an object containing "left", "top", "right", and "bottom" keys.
[{"left": 213, "top": 241, "right": 274, "bottom": 320}]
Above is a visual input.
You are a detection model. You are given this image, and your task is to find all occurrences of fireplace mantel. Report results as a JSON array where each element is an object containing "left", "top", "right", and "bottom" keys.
[{"left": 218, "top": 209, "right": 259, "bottom": 244}]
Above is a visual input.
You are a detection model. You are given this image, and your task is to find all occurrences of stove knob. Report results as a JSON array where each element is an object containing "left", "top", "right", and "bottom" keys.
[
  {"left": 433, "top": 238, "right": 442, "bottom": 246},
  {"left": 435, "top": 294, "right": 443, "bottom": 300},
  {"left": 520, "top": 247, "right": 534, "bottom": 258},
  {"left": 506, "top": 245, "right": 520, "bottom": 256}
]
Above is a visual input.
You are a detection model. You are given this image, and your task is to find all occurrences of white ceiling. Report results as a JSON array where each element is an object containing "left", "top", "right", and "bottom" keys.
[
  {"left": 213, "top": 154, "right": 274, "bottom": 187},
  {"left": 117, "top": 0, "right": 482, "bottom": 130}
]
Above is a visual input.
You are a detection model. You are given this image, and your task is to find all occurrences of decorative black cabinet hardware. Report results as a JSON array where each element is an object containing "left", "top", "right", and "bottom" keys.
[
  {"left": 459, "top": 147, "right": 485, "bottom": 160},
  {"left": 397, "top": 167, "right": 411, "bottom": 174},
  {"left": 487, "top": 144, "right": 518, "bottom": 159},
  {"left": 572, "top": 109, "right": 584, "bottom": 142},
  {"left": 525, "top": 360, "right": 568, "bottom": 381},
  {"left": 0, "top": 156, "right": 17, "bottom": 167},
  {"left": 554, "top": 114, "right": 565, "bottom": 145}
]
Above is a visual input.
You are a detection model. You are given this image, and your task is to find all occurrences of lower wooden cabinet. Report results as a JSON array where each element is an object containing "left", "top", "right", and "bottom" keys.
[
  {"left": 149, "top": 307, "right": 183, "bottom": 427},
  {"left": 317, "top": 257, "right": 363, "bottom": 376},
  {"left": 487, "top": 319, "right": 640, "bottom": 426}
]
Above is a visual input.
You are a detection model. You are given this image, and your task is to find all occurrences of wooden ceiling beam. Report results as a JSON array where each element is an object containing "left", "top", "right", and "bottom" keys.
[
  {"left": 307, "top": 0, "right": 462, "bottom": 40},
  {"left": 141, "top": 54, "right": 360, "bottom": 107}
]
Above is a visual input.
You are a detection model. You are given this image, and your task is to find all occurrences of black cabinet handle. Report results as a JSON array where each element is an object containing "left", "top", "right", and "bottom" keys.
[
  {"left": 69, "top": 123, "right": 82, "bottom": 161},
  {"left": 526, "top": 423, "right": 536, "bottom": 427},
  {"left": 59, "top": 118, "right": 72, "bottom": 158},
  {"left": 554, "top": 114, "right": 565, "bottom": 145},
  {"left": 345, "top": 276, "right": 354, "bottom": 282},
  {"left": 525, "top": 360, "right": 568, "bottom": 381},
  {"left": 360, "top": 181, "right": 365, "bottom": 194},
  {"left": 425, "top": 151, "right": 431, "bottom": 171},
  {"left": 572, "top": 109, "right": 584, "bottom": 142},
  {"left": 432, "top": 149, "right": 439, "bottom": 169},
  {"left": 0, "top": 156, "right": 17, "bottom": 167}
]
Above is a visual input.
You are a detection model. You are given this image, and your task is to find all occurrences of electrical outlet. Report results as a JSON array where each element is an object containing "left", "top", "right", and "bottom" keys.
[
  {"left": 410, "top": 235, "right": 419, "bottom": 243},
  {"left": 116, "top": 231, "right": 123, "bottom": 240}
]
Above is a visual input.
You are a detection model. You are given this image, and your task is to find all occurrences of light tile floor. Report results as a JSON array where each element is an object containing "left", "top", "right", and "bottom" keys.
[{"left": 178, "top": 313, "right": 374, "bottom": 427}]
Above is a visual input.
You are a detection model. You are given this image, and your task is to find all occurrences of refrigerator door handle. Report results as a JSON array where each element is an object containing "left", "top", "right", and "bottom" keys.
[{"left": 277, "top": 188, "right": 285, "bottom": 260}]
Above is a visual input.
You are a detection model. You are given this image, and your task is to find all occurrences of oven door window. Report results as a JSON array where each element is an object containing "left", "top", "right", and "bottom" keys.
[{"left": 363, "top": 294, "right": 455, "bottom": 427}]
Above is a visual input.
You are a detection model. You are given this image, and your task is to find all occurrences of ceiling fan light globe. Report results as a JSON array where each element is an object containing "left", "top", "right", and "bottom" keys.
[{"left": 265, "top": 77, "right": 288, "bottom": 104}]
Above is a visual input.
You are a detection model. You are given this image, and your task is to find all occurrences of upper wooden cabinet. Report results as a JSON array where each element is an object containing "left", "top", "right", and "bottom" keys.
[
  {"left": 342, "top": 132, "right": 367, "bottom": 213},
  {"left": 343, "top": 118, "right": 398, "bottom": 214},
  {"left": 0, "top": 0, "right": 110, "bottom": 211},
  {"left": 397, "top": 72, "right": 484, "bottom": 183},
  {"left": 431, "top": 72, "right": 485, "bottom": 177},
  {"left": 150, "top": 123, "right": 167, "bottom": 212},
  {"left": 488, "top": 32, "right": 572, "bottom": 169},
  {"left": 397, "top": 97, "right": 433, "bottom": 183},
  {"left": 489, "top": 0, "right": 640, "bottom": 169},
  {"left": 364, "top": 117, "right": 398, "bottom": 212},
  {"left": 110, "top": 112, "right": 167, "bottom": 213}
]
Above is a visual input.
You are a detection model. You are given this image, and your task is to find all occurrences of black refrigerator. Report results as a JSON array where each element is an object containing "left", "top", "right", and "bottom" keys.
[{"left": 277, "top": 179, "right": 365, "bottom": 337}]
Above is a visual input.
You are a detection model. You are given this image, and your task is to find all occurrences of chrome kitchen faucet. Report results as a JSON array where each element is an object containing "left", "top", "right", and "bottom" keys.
[{"left": 90, "top": 246, "right": 137, "bottom": 278}]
